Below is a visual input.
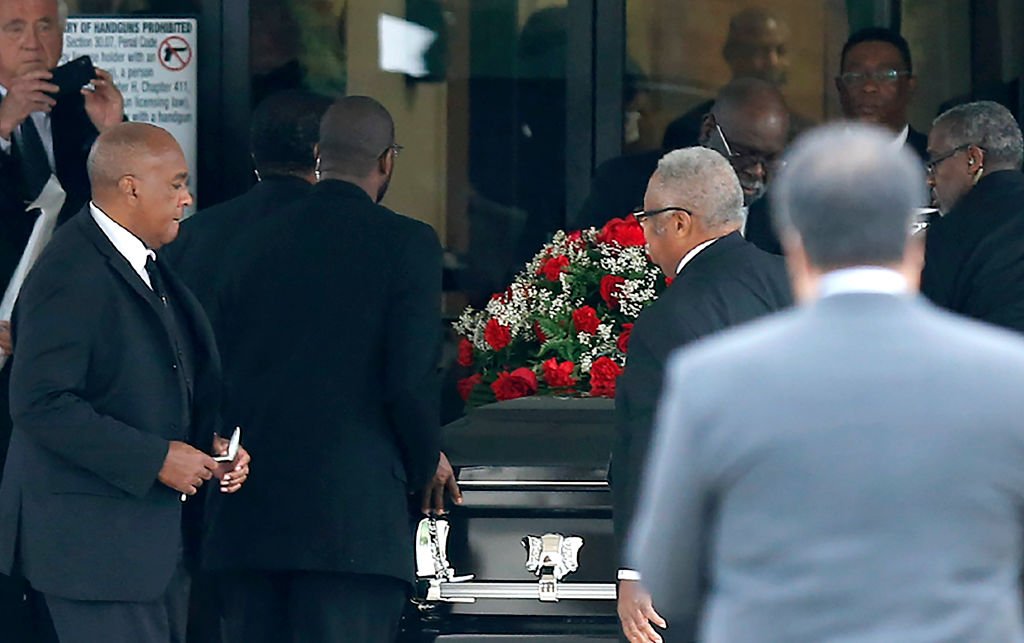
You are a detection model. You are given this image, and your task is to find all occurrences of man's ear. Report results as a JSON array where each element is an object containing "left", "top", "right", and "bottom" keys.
[
  {"left": 698, "top": 114, "right": 715, "bottom": 146},
  {"left": 906, "top": 74, "right": 917, "bottom": 98},
  {"left": 966, "top": 144, "right": 986, "bottom": 170},
  {"left": 781, "top": 233, "right": 816, "bottom": 304},
  {"left": 902, "top": 233, "right": 925, "bottom": 290},
  {"left": 118, "top": 175, "right": 137, "bottom": 200},
  {"left": 378, "top": 148, "right": 393, "bottom": 176}
]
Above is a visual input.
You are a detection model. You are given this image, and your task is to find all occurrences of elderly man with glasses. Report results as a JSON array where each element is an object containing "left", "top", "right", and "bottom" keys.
[
  {"left": 612, "top": 146, "right": 791, "bottom": 643},
  {"left": 836, "top": 27, "right": 928, "bottom": 161},
  {"left": 920, "top": 100, "right": 1024, "bottom": 333}
]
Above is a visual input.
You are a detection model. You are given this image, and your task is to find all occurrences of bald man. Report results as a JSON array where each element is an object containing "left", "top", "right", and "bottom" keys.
[
  {"left": 203, "top": 96, "right": 454, "bottom": 643},
  {"left": 0, "top": 122, "right": 249, "bottom": 643},
  {"left": 574, "top": 79, "right": 790, "bottom": 245}
]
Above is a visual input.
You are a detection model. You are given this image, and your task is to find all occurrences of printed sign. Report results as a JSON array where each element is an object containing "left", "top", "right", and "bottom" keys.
[{"left": 63, "top": 18, "right": 199, "bottom": 203}]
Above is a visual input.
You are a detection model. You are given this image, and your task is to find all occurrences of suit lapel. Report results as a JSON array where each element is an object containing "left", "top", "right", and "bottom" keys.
[{"left": 75, "top": 209, "right": 167, "bottom": 322}]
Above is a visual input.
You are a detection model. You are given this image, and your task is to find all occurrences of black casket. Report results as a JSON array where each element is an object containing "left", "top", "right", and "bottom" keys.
[{"left": 400, "top": 396, "right": 618, "bottom": 642}]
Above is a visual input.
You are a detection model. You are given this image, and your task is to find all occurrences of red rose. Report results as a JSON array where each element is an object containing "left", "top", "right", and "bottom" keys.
[
  {"left": 566, "top": 230, "right": 583, "bottom": 245},
  {"left": 533, "top": 320, "right": 548, "bottom": 343},
  {"left": 537, "top": 254, "right": 570, "bottom": 281},
  {"left": 617, "top": 323, "right": 633, "bottom": 353},
  {"left": 665, "top": 276, "right": 675, "bottom": 287},
  {"left": 457, "top": 374, "right": 482, "bottom": 401},
  {"left": 457, "top": 338, "right": 474, "bottom": 367},
  {"left": 542, "top": 357, "right": 577, "bottom": 388},
  {"left": 572, "top": 306, "right": 601, "bottom": 334},
  {"left": 491, "top": 367, "right": 539, "bottom": 401},
  {"left": 589, "top": 356, "right": 623, "bottom": 397},
  {"left": 596, "top": 215, "right": 646, "bottom": 247},
  {"left": 600, "top": 275, "right": 626, "bottom": 309},
  {"left": 484, "top": 318, "right": 511, "bottom": 350}
]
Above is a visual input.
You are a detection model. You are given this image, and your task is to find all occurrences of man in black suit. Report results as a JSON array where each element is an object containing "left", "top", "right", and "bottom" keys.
[
  {"left": 162, "top": 90, "right": 331, "bottom": 315},
  {"left": 576, "top": 79, "right": 790, "bottom": 258},
  {"left": 612, "top": 146, "right": 791, "bottom": 643},
  {"left": 0, "top": 0, "right": 124, "bottom": 481},
  {"left": 0, "top": 2, "right": 124, "bottom": 637},
  {"left": 0, "top": 122, "right": 249, "bottom": 643},
  {"left": 836, "top": 27, "right": 928, "bottom": 161},
  {"left": 205, "top": 96, "right": 458, "bottom": 643},
  {"left": 921, "top": 100, "right": 1024, "bottom": 332}
]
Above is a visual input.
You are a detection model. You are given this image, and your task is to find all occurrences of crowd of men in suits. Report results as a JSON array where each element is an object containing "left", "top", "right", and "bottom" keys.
[
  {"left": 0, "top": 2, "right": 457, "bottom": 642},
  {"left": 2, "top": 1, "right": 1024, "bottom": 642}
]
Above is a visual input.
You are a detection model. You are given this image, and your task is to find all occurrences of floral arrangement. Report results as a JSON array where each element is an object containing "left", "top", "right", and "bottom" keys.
[{"left": 453, "top": 215, "right": 667, "bottom": 407}]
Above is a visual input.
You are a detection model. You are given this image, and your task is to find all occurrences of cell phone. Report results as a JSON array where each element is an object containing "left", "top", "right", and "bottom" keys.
[
  {"left": 213, "top": 426, "right": 242, "bottom": 463},
  {"left": 49, "top": 56, "right": 96, "bottom": 97}
]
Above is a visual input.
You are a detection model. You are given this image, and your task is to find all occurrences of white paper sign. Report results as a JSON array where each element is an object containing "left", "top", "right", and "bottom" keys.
[{"left": 62, "top": 17, "right": 199, "bottom": 203}]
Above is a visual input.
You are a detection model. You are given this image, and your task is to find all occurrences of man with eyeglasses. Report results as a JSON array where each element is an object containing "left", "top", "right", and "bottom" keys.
[
  {"left": 920, "top": 100, "right": 1024, "bottom": 333},
  {"left": 613, "top": 147, "right": 790, "bottom": 643},
  {"left": 836, "top": 27, "right": 928, "bottom": 161},
  {"left": 699, "top": 78, "right": 790, "bottom": 256}
]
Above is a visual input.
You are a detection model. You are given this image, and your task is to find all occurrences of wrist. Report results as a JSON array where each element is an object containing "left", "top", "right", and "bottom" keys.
[{"left": 617, "top": 569, "right": 642, "bottom": 582}]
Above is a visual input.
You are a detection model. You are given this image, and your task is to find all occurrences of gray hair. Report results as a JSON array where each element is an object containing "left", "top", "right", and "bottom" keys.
[
  {"left": 933, "top": 101, "right": 1024, "bottom": 170},
  {"left": 770, "top": 124, "right": 926, "bottom": 269},
  {"left": 652, "top": 146, "right": 744, "bottom": 232}
]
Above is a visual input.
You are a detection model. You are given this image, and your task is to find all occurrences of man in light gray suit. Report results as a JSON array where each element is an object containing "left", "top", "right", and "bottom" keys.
[{"left": 627, "top": 123, "right": 1024, "bottom": 643}]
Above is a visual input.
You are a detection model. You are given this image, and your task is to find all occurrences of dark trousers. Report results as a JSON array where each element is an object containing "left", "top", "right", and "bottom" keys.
[
  {"left": 42, "top": 559, "right": 190, "bottom": 643},
  {"left": 219, "top": 571, "right": 408, "bottom": 643}
]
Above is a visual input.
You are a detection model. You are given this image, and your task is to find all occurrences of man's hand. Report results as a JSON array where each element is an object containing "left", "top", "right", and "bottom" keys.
[
  {"left": 211, "top": 433, "right": 251, "bottom": 494},
  {"left": 158, "top": 441, "right": 218, "bottom": 496},
  {"left": 0, "top": 70, "right": 58, "bottom": 140},
  {"left": 82, "top": 68, "right": 124, "bottom": 133},
  {"left": 0, "top": 321, "right": 12, "bottom": 356},
  {"left": 618, "top": 579, "right": 668, "bottom": 643},
  {"left": 421, "top": 451, "right": 462, "bottom": 515}
]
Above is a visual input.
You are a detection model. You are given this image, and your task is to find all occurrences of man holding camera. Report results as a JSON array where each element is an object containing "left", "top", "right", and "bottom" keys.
[{"left": 0, "top": 1, "right": 123, "bottom": 640}]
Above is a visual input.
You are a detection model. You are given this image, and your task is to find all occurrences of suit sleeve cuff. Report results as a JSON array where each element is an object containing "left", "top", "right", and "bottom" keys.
[
  {"left": 617, "top": 568, "right": 642, "bottom": 581},
  {"left": 0, "top": 136, "right": 11, "bottom": 154}
]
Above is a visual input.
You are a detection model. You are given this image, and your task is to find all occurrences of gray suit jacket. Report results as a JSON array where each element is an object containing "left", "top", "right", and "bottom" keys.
[{"left": 629, "top": 292, "right": 1024, "bottom": 643}]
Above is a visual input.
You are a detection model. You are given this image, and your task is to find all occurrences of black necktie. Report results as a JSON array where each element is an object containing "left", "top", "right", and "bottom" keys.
[
  {"left": 16, "top": 116, "right": 53, "bottom": 202},
  {"left": 145, "top": 256, "right": 167, "bottom": 304}
]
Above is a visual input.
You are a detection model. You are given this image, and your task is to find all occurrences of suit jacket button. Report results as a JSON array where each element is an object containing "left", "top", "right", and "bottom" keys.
[{"left": 172, "top": 363, "right": 178, "bottom": 370}]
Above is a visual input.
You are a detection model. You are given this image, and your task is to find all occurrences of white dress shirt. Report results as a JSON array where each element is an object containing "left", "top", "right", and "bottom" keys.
[
  {"left": 675, "top": 237, "right": 719, "bottom": 275},
  {"left": 892, "top": 124, "right": 909, "bottom": 149},
  {"left": 0, "top": 84, "right": 57, "bottom": 171},
  {"left": 818, "top": 266, "right": 908, "bottom": 298},
  {"left": 90, "top": 202, "right": 155, "bottom": 289}
]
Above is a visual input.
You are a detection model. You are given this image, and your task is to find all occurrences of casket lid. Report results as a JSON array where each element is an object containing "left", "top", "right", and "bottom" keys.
[{"left": 443, "top": 396, "right": 613, "bottom": 470}]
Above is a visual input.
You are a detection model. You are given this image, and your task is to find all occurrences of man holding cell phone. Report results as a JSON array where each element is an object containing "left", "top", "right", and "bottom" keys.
[{"left": 0, "top": 2, "right": 124, "bottom": 641}]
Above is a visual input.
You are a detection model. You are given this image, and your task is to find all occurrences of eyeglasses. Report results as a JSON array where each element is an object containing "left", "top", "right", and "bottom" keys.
[
  {"left": 712, "top": 123, "right": 785, "bottom": 174},
  {"left": 384, "top": 143, "right": 404, "bottom": 159},
  {"left": 838, "top": 69, "right": 911, "bottom": 88},
  {"left": 925, "top": 144, "right": 980, "bottom": 177},
  {"left": 632, "top": 206, "right": 691, "bottom": 224}
]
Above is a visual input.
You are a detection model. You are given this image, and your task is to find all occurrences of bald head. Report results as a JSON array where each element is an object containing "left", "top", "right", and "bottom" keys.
[
  {"left": 88, "top": 122, "right": 180, "bottom": 190},
  {"left": 704, "top": 78, "right": 789, "bottom": 205},
  {"left": 723, "top": 7, "right": 790, "bottom": 85},
  {"left": 771, "top": 124, "right": 926, "bottom": 270},
  {"left": 318, "top": 96, "right": 395, "bottom": 178},
  {"left": 88, "top": 122, "right": 192, "bottom": 249},
  {"left": 711, "top": 77, "right": 788, "bottom": 128}
]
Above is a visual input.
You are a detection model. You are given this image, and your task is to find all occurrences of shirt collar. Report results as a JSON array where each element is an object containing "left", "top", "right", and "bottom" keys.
[
  {"left": 818, "top": 266, "right": 908, "bottom": 298},
  {"left": 90, "top": 202, "right": 155, "bottom": 287},
  {"left": 892, "top": 124, "right": 909, "bottom": 148},
  {"left": 675, "top": 237, "right": 719, "bottom": 275}
]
